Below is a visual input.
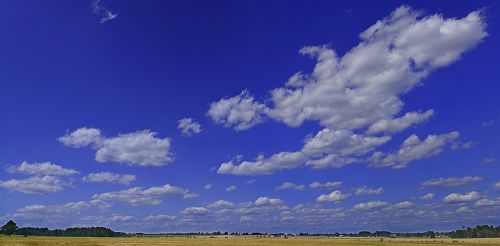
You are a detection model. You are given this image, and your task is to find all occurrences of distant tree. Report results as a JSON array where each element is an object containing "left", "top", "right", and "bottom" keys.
[{"left": 1, "top": 220, "right": 19, "bottom": 236}]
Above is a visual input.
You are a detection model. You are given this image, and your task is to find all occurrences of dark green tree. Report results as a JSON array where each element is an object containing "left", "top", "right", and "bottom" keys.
[{"left": 1, "top": 220, "right": 19, "bottom": 236}]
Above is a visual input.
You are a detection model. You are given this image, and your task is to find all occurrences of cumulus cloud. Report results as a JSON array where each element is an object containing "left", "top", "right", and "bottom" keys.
[
  {"left": 181, "top": 207, "right": 209, "bottom": 215},
  {"left": 213, "top": 6, "right": 486, "bottom": 175},
  {"left": 421, "top": 176, "right": 483, "bottom": 188},
  {"left": 494, "top": 181, "right": 500, "bottom": 190},
  {"left": 275, "top": 182, "right": 304, "bottom": 191},
  {"left": 208, "top": 200, "right": 235, "bottom": 209},
  {"left": 443, "top": 191, "right": 481, "bottom": 203},
  {"left": 92, "top": 0, "right": 118, "bottom": 24},
  {"left": 353, "top": 201, "right": 389, "bottom": 210},
  {"left": 59, "top": 128, "right": 173, "bottom": 166},
  {"left": 355, "top": 186, "right": 384, "bottom": 195},
  {"left": 420, "top": 193, "right": 435, "bottom": 200},
  {"left": 309, "top": 181, "right": 342, "bottom": 189},
  {"left": 225, "top": 185, "right": 237, "bottom": 192},
  {"left": 370, "top": 131, "right": 459, "bottom": 168},
  {"left": 255, "top": 197, "right": 283, "bottom": 206},
  {"left": 92, "top": 184, "right": 186, "bottom": 206},
  {"left": 389, "top": 201, "right": 413, "bottom": 209},
  {"left": 207, "top": 90, "right": 268, "bottom": 131},
  {"left": 143, "top": 214, "right": 176, "bottom": 222},
  {"left": 0, "top": 175, "right": 72, "bottom": 194},
  {"left": 317, "top": 190, "right": 349, "bottom": 203},
  {"left": 6, "top": 161, "right": 78, "bottom": 176},
  {"left": 177, "top": 118, "right": 202, "bottom": 136},
  {"left": 82, "top": 172, "right": 135, "bottom": 185},
  {"left": 475, "top": 198, "right": 500, "bottom": 207}
]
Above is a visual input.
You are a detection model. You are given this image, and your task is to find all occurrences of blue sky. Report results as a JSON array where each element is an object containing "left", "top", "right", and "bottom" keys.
[{"left": 1, "top": 0, "right": 500, "bottom": 233}]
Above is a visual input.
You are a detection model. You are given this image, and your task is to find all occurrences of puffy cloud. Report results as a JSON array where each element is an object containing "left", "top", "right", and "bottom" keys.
[
  {"left": 208, "top": 200, "right": 235, "bottom": 209},
  {"left": 443, "top": 191, "right": 481, "bottom": 203},
  {"left": 255, "top": 197, "right": 283, "bottom": 206},
  {"left": 225, "top": 185, "right": 237, "bottom": 192},
  {"left": 456, "top": 206, "right": 472, "bottom": 214},
  {"left": 370, "top": 131, "right": 459, "bottom": 168},
  {"left": 367, "top": 110, "right": 434, "bottom": 134},
  {"left": 92, "top": 184, "right": 186, "bottom": 206},
  {"left": 355, "top": 186, "right": 384, "bottom": 195},
  {"left": 58, "top": 127, "right": 102, "bottom": 148},
  {"left": 275, "top": 182, "right": 304, "bottom": 191},
  {"left": 309, "top": 181, "right": 342, "bottom": 189},
  {"left": 317, "top": 190, "right": 349, "bottom": 203},
  {"left": 389, "top": 201, "right": 413, "bottom": 209},
  {"left": 6, "top": 161, "right": 78, "bottom": 176},
  {"left": 213, "top": 6, "right": 486, "bottom": 175},
  {"left": 494, "top": 181, "right": 500, "bottom": 190},
  {"left": 177, "top": 118, "right": 202, "bottom": 136},
  {"left": 421, "top": 176, "right": 483, "bottom": 188},
  {"left": 420, "top": 193, "right": 435, "bottom": 200},
  {"left": 181, "top": 207, "right": 209, "bottom": 215},
  {"left": 82, "top": 172, "right": 135, "bottom": 185},
  {"left": 59, "top": 128, "right": 173, "bottom": 166},
  {"left": 0, "top": 175, "right": 72, "bottom": 194},
  {"left": 353, "top": 201, "right": 389, "bottom": 210},
  {"left": 475, "top": 198, "right": 500, "bottom": 207},
  {"left": 207, "top": 90, "right": 268, "bottom": 131}
]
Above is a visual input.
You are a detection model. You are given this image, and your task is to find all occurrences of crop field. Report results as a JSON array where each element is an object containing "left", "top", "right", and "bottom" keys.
[{"left": 1, "top": 236, "right": 500, "bottom": 246}]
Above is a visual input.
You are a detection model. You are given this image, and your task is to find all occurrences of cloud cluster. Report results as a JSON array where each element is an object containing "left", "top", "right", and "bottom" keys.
[
  {"left": 355, "top": 186, "right": 384, "bottom": 196},
  {"left": 212, "top": 6, "right": 486, "bottom": 175},
  {"left": 443, "top": 191, "right": 481, "bottom": 203},
  {"left": 0, "top": 161, "right": 78, "bottom": 194},
  {"left": 59, "top": 128, "right": 173, "bottom": 166},
  {"left": 177, "top": 118, "right": 202, "bottom": 136},
  {"left": 92, "top": 184, "right": 186, "bottom": 206}
]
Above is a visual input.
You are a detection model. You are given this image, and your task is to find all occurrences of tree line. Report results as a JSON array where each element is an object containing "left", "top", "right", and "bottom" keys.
[{"left": 2, "top": 220, "right": 500, "bottom": 238}]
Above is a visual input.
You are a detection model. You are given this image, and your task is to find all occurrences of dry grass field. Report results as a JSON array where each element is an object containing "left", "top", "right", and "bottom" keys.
[{"left": 1, "top": 235, "right": 500, "bottom": 246}]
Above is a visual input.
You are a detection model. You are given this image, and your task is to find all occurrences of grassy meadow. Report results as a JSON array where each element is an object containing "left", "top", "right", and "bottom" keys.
[{"left": 1, "top": 235, "right": 500, "bottom": 246}]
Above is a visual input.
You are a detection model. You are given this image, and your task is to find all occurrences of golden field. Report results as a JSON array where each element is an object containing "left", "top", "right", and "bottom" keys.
[{"left": 2, "top": 235, "right": 500, "bottom": 246}]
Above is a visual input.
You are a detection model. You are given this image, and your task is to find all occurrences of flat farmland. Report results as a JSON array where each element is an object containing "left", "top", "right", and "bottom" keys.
[{"left": 1, "top": 236, "right": 500, "bottom": 246}]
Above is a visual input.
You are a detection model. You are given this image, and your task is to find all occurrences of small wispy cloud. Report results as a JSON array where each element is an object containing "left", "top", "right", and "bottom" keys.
[{"left": 92, "top": 0, "right": 118, "bottom": 24}]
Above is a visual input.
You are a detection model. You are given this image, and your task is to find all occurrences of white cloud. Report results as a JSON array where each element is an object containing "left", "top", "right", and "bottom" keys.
[
  {"left": 482, "top": 119, "right": 496, "bottom": 127},
  {"left": 367, "top": 110, "right": 434, "bottom": 134},
  {"left": 275, "top": 182, "right": 304, "bottom": 191},
  {"left": 420, "top": 193, "right": 435, "bottom": 200},
  {"left": 421, "top": 176, "right": 483, "bottom": 187},
  {"left": 204, "top": 184, "right": 212, "bottom": 190},
  {"left": 92, "top": 0, "right": 118, "bottom": 24},
  {"left": 110, "top": 214, "right": 134, "bottom": 222},
  {"left": 370, "top": 131, "right": 459, "bottom": 168},
  {"left": 143, "top": 215, "right": 176, "bottom": 222},
  {"left": 181, "top": 207, "right": 208, "bottom": 215},
  {"left": 225, "top": 185, "right": 237, "bottom": 192},
  {"left": 443, "top": 191, "right": 481, "bottom": 203},
  {"left": 177, "top": 118, "right": 202, "bottom": 136},
  {"left": 0, "top": 175, "right": 72, "bottom": 194},
  {"left": 389, "top": 201, "right": 413, "bottom": 209},
  {"left": 353, "top": 201, "right": 389, "bottom": 210},
  {"left": 475, "top": 198, "right": 500, "bottom": 207},
  {"left": 207, "top": 90, "right": 268, "bottom": 131},
  {"left": 92, "top": 184, "right": 186, "bottom": 206},
  {"left": 456, "top": 206, "right": 472, "bottom": 214},
  {"left": 213, "top": 6, "right": 486, "bottom": 175},
  {"left": 208, "top": 200, "right": 235, "bottom": 209},
  {"left": 82, "top": 172, "right": 135, "bottom": 185},
  {"left": 6, "top": 161, "right": 78, "bottom": 176},
  {"left": 494, "top": 182, "right": 500, "bottom": 190},
  {"left": 60, "top": 128, "right": 173, "bottom": 166},
  {"left": 255, "top": 197, "right": 283, "bottom": 206},
  {"left": 58, "top": 127, "right": 101, "bottom": 148},
  {"left": 309, "top": 181, "right": 342, "bottom": 189},
  {"left": 355, "top": 186, "right": 384, "bottom": 195},
  {"left": 317, "top": 190, "right": 349, "bottom": 203}
]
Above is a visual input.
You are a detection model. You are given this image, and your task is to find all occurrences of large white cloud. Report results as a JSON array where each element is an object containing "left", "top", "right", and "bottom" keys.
[
  {"left": 6, "top": 161, "right": 78, "bottom": 176},
  {"left": 213, "top": 6, "right": 485, "bottom": 175},
  {"left": 92, "top": 184, "right": 186, "bottom": 206},
  {"left": 59, "top": 128, "right": 173, "bottom": 166},
  {"left": 0, "top": 175, "right": 72, "bottom": 194}
]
